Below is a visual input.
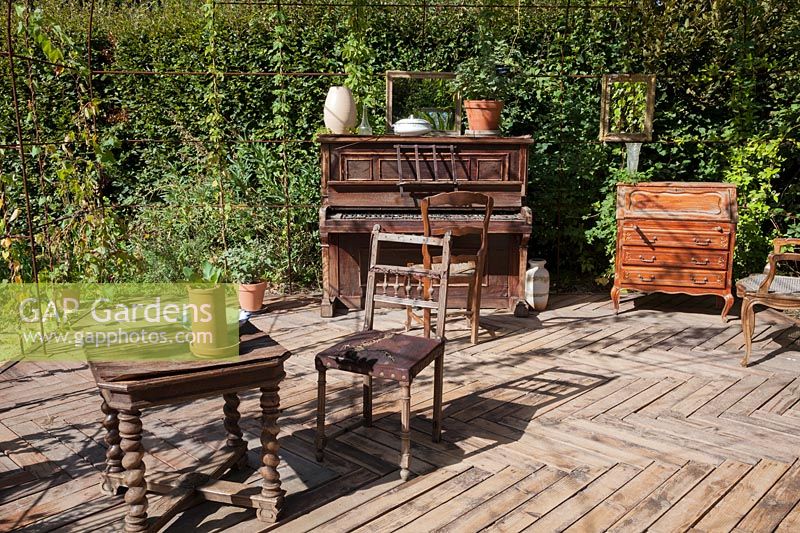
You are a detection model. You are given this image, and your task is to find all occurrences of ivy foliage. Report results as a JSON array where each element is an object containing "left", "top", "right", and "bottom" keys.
[{"left": 0, "top": 0, "right": 798, "bottom": 290}]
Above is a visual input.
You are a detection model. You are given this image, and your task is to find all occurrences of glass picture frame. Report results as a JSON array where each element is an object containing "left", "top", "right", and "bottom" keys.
[{"left": 385, "top": 71, "right": 462, "bottom": 135}]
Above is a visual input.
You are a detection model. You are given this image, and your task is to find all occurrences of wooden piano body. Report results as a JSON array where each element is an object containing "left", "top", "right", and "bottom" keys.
[{"left": 318, "top": 135, "right": 533, "bottom": 318}]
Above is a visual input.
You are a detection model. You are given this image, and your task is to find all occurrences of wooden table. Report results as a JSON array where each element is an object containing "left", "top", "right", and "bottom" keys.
[{"left": 89, "top": 322, "right": 291, "bottom": 532}]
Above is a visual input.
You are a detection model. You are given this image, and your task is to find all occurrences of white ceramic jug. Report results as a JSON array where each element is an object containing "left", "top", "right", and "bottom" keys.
[
  {"left": 525, "top": 259, "right": 550, "bottom": 312},
  {"left": 323, "top": 86, "right": 356, "bottom": 134}
]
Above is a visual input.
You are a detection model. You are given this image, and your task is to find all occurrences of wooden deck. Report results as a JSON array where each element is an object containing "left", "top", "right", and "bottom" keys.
[{"left": 2, "top": 292, "right": 800, "bottom": 532}]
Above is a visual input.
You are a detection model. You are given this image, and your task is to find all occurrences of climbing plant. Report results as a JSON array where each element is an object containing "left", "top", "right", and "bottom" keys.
[{"left": 0, "top": 0, "right": 797, "bottom": 288}]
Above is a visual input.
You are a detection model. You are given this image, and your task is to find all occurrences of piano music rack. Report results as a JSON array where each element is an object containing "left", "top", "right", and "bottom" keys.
[{"left": 395, "top": 144, "right": 458, "bottom": 191}]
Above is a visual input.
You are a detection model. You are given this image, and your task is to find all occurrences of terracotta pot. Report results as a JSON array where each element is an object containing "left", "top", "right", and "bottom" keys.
[
  {"left": 323, "top": 86, "right": 357, "bottom": 134},
  {"left": 238, "top": 281, "right": 267, "bottom": 312},
  {"left": 463, "top": 99, "right": 504, "bottom": 131}
]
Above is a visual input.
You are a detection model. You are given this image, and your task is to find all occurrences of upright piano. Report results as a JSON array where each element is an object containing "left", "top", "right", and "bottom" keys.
[{"left": 318, "top": 135, "right": 533, "bottom": 318}]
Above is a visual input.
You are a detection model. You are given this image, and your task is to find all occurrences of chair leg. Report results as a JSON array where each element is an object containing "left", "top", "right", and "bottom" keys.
[
  {"left": 432, "top": 355, "right": 443, "bottom": 443},
  {"left": 405, "top": 306, "right": 413, "bottom": 332},
  {"left": 470, "top": 277, "right": 481, "bottom": 345},
  {"left": 399, "top": 383, "right": 412, "bottom": 481},
  {"left": 741, "top": 298, "right": 756, "bottom": 367},
  {"left": 465, "top": 278, "right": 474, "bottom": 324},
  {"left": 315, "top": 369, "right": 327, "bottom": 461},
  {"left": 119, "top": 409, "right": 148, "bottom": 533},
  {"left": 423, "top": 308, "right": 431, "bottom": 339},
  {"left": 100, "top": 400, "right": 124, "bottom": 496},
  {"left": 363, "top": 375, "right": 373, "bottom": 427}
]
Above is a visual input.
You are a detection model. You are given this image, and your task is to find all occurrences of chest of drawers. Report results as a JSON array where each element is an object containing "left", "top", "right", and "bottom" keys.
[{"left": 610, "top": 182, "right": 738, "bottom": 321}]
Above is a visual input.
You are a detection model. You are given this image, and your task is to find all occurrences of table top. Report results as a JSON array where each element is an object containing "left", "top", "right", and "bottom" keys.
[{"left": 89, "top": 321, "right": 290, "bottom": 384}]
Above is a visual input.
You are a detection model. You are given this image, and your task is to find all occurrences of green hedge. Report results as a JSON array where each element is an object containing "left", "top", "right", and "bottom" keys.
[{"left": 1, "top": 0, "right": 798, "bottom": 289}]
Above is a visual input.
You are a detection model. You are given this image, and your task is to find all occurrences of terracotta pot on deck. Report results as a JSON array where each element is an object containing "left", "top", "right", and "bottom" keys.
[
  {"left": 463, "top": 99, "right": 504, "bottom": 132},
  {"left": 238, "top": 282, "right": 267, "bottom": 312}
]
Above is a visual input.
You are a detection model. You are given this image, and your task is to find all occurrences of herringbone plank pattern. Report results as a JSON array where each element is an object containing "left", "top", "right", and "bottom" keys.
[{"left": 1, "top": 292, "right": 798, "bottom": 532}]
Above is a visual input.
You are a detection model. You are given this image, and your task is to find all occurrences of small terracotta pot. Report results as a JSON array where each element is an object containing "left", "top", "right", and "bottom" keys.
[
  {"left": 238, "top": 281, "right": 267, "bottom": 312},
  {"left": 463, "top": 99, "right": 504, "bottom": 131}
]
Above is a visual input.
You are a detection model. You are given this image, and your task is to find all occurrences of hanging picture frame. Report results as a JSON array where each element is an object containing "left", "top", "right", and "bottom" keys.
[{"left": 599, "top": 74, "right": 656, "bottom": 142}]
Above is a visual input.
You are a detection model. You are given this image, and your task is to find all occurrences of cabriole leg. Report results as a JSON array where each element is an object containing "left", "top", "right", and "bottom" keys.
[
  {"left": 741, "top": 298, "right": 756, "bottom": 367},
  {"left": 721, "top": 293, "right": 734, "bottom": 323},
  {"left": 610, "top": 285, "right": 621, "bottom": 314}
]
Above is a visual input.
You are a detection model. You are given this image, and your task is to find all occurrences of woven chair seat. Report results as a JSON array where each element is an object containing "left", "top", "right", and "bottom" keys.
[
  {"left": 736, "top": 273, "right": 800, "bottom": 295},
  {"left": 412, "top": 260, "right": 476, "bottom": 277}
]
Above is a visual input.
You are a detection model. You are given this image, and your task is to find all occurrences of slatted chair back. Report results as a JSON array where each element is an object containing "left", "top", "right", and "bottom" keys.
[
  {"left": 420, "top": 191, "right": 493, "bottom": 272},
  {"left": 363, "top": 224, "right": 452, "bottom": 340}
]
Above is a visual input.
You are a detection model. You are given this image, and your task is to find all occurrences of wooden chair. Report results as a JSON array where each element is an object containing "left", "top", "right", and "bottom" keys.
[
  {"left": 736, "top": 237, "right": 800, "bottom": 367},
  {"left": 315, "top": 224, "right": 452, "bottom": 481},
  {"left": 405, "top": 191, "right": 493, "bottom": 344}
]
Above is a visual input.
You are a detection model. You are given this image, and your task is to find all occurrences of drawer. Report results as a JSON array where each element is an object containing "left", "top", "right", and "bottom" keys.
[
  {"left": 621, "top": 247, "right": 728, "bottom": 270},
  {"left": 620, "top": 267, "right": 726, "bottom": 289},
  {"left": 621, "top": 223, "right": 730, "bottom": 250},
  {"left": 617, "top": 183, "right": 736, "bottom": 222}
]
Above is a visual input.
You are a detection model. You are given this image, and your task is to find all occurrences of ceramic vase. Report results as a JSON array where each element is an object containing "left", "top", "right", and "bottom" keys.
[
  {"left": 525, "top": 259, "right": 550, "bottom": 312},
  {"left": 323, "top": 86, "right": 357, "bottom": 134}
]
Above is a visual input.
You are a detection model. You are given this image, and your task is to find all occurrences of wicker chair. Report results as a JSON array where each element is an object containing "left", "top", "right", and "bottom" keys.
[{"left": 736, "top": 238, "right": 800, "bottom": 367}]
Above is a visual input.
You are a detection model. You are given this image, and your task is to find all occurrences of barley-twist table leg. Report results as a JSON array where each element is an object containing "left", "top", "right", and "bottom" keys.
[
  {"left": 120, "top": 409, "right": 148, "bottom": 532},
  {"left": 100, "top": 399, "right": 124, "bottom": 495},
  {"left": 223, "top": 392, "right": 247, "bottom": 469},
  {"left": 257, "top": 382, "right": 285, "bottom": 522},
  {"left": 223, "top": 393, "right": 245, "bottom": 448}
]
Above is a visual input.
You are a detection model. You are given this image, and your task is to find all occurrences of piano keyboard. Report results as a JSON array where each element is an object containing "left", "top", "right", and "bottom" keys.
[{"left": 329, "top": 211, "right": 525, "bottom": 220}]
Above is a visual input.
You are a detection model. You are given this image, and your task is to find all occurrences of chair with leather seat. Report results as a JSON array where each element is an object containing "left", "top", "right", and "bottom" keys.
[{"left": 314, "top": 224, "right": 453, "bottom": 481}]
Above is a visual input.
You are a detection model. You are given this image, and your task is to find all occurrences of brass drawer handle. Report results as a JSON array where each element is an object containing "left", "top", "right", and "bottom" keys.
[
  {"left": 638, "top": 274, "right": 656, "bottom": 282},
  {"left": 691, "top": 276, "right": 709, "bottom": 285},
  {"left": 691, "top": 257, "right": 709, "bottom": 265},
  {"left": 694, "top": 237, "right": 712, "bottom": 246},
  {"left": 639, "top": 255, "right": 656, "bottom": 263}
]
